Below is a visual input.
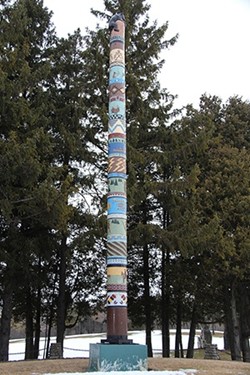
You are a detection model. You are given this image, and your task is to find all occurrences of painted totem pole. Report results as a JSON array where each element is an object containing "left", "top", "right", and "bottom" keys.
[
  {"left": 88, "top": 14, "right": 147, "bottom": 370},
  {"left": 106, "top": 13, "right": 131, "bottom": 344}
]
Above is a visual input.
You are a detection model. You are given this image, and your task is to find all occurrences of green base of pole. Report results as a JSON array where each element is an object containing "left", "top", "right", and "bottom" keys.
[{"left": 88, "top": 343, "right": 148, "bottom": 372}]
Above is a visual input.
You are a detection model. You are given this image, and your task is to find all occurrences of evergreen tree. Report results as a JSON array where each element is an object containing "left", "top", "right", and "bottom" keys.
[
  {"left": 0, "top": 0, "right": 107, "bottom": 359},
  {"left": 175, "top": 95, "right": 250, "bottom": 360},
  {"left": 0, "top": 0, "right": 57, "bottom": 360}
]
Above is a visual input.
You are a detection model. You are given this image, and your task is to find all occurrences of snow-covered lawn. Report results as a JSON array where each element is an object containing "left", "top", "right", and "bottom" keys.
[
  {"left": 8, "top": 330, "right": 224, "bottom": 374},
  {"left": 9, "top": 329, "right": 224, "bottom": 363}
]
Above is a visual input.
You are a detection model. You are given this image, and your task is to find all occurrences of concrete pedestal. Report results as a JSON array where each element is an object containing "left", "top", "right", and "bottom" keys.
[{"left": 88, "top": 343, "right": 148, "bottom": 371}]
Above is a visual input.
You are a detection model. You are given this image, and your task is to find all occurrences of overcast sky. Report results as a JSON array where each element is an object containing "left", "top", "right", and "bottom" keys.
[{"left": 43, "top": 0, "right": 250, "bottom": 108}]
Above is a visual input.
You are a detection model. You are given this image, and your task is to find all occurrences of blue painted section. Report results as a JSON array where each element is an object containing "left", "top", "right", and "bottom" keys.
[
  {"left": 108, "top": 140, "right": 126, "bottom": 156},
  {"left": 107, "top": 256, "right": 127, "bottom": 266},
  {"left": 107, "top": 234, "right": 127, "bottom": 243},
  {"left": 110, "top": 35, "right": 124, "bottom": 43},
  {"left": 109, "top": 77, "right": 124, "bottom": 85},
  {"left": 109, "top": 66, "right": 125, "bottom": 85},
  {"left": 108, "top": 172, "right": 127, "bottom": 179},
  {"left": 107, "top": 196, "right": 126, "bottom": 215}
]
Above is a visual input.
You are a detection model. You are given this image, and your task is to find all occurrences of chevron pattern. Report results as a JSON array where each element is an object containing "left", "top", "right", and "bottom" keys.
[{"left": 108, "top": 121, "right": 126, "bottom": 134}]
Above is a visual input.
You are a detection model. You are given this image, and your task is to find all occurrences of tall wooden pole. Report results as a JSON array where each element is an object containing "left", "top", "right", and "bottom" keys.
[
  {"left": 89, "top": 14, "right": 147, "bottom": 371},
  {"left": 106, "top": 13, "right": 131, "bottom": 344}
]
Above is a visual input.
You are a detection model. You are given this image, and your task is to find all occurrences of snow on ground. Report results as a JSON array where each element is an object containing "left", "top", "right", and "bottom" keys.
[
  {"left": 44, "top": 371, "right": 198, "bottom": 375},
  {"left": 9, "top": 329, "right": 224, "bottom": 362}
]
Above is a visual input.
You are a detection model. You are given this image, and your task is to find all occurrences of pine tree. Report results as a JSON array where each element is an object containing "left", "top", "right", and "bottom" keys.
[
  {"left": 0, "top": 0, "right": 57, "bottom": 360},
  {"left": 175, "top": 95, "right": 250, "bottom": 360}
]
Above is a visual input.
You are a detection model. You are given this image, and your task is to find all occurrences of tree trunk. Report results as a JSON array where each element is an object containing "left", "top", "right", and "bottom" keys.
[
  {"left": 143, "top": 243, "right": 153, "bottom": 357},
  {"left": 46, "top": 275, "right": 57, "bottom": 359},
  {"left": 186, "top": 303, "right": 197, "bottom": 358},
  {"left": 161, "top": 207, "right": 170, "bottom": 358},
  {"left": 175, "top": 299, "right": 183, "bottom": 358},
  {"left": 180, "top": 328, "right": 184, "bottom": 358},
  {"left": 224, "top": 283, "right": 242, "bottom": 361},
  {"left": 238, "top": 282, "right": 250, "bottom": 362},
  {"left": 0, "top": 282, "right": 13, "bottom": 361},
  {"left": 46, "top": 307, "right": 54, "bottom": 359},
  {"left": 161, "top": 249, "right": 170, "bottom": 357},
  {"left": 56, "top": 235, "right": 67, "bottom": 355},
  {"left": 34, "top": 283, "right": 41, "bottom": 359},
  {"left": 25, "top": 286, "right": 34, "bottom": 360},
  {"left": 223, "top": 323, "right": 230, "bottom": 350},
  {"left": 231, "top": 282, "right": 242, "bottom": 360},
  {"left": 241, "top": 334, "right": 250, "bottom": 363}
]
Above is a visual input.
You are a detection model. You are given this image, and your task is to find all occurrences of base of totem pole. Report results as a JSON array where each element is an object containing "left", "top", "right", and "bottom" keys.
[{"left": 88, "top": 343, "right": 148, "bottom": 372}]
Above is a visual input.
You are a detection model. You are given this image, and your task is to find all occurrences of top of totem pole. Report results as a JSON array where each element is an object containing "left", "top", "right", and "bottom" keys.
[{"left": 108, "top": 13, "right": 126, "bottom": 32}]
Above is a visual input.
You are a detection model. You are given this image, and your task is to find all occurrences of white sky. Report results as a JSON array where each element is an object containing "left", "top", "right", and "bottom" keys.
[{"left": 43, "top": 0, "right": 250, "bottom": 108}]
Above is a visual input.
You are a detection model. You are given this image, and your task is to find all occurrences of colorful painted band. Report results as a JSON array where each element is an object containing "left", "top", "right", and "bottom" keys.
[
  {"left": 107, "top": 284, "right": 127, "bottom": 291},
  {"left": 107, "top": 256, "right": 127, "bottom": 266},
  {"left": 108, "top": 140, "right": 126, "bottom": 156},
  {"left": 107, "top": 266, "right": 126, "bottom": 275},
  {"left": 109, "top": 132, "right": 126, "bottom": 139},
  {"left": 107, "top": 196, "right": 126, "bottom": 215},
  {"left": 107, "top": 193, "right": 126, "bottom": 200},
  {"left": 107, "top": 218, "right": 126, "bottom": 236},
  {"left": 108, "top": 135, "right": 126, "bottom": 142},
  {"left": 107, "top": 241, "right": 127, "bottom": 256},
  {"left": 109, "top": 78, "right": 125, "bottom": 85},
  {"left": 107, "top": 273, "right": 127, "bottom": 287},
  {"left": 108, "top": 118, "right": 126, "bottom": 133},
  {"left": 107, "top": 215, "right": 126, "bottom": 222},
  {"left": 108, "top": 172, "right": 127, "bottom": 179},
  {"left": 109, "top": 100, "right": 125, "bottom": 116},
  {"left": 107, "top": 274, "right": 127, "bottom": 285},
  {"left": 109, "top": 65, "right": 125, "bottom": 79},
  {"left": 110, "top": 34, "right": 124, "bottom": 43},
  {"left": 106, "top": 291, "right": 127, "bottom": 306},
  {"left": 107, "top": 234, "right": 127, "bottom": 243},
  {"left": 110, "top": 37, "right": 124, "bottom": 45},
  {"left": 110, "top": 49, "right": 125, "bottom": 66},
  {"left": 109, "top": 83, "right": 125, "bottom": 97},
  {"left": 108, "top": 118, "right": 125, "bottom": 126},
  {"left": 108, "top": 156, "right": 126, "bottom": 174}
]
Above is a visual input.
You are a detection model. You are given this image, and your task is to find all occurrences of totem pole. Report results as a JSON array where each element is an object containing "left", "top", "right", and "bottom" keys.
[
  {"left": 88, "top": 14, "right": 147, "bottom": 371},
  {"left": 106, "top": 12, "right": 131, "bottom": 344}
]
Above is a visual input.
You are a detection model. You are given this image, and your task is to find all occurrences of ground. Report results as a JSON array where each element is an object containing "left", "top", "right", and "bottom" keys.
[{"left": 0, "top": 357, "right": 250, "bottom": 375}]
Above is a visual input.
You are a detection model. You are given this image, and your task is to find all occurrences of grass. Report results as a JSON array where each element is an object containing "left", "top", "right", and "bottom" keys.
[
  {"left": 168, "top": 349, "right": 232, "bottom": 361},
  {"left": 1, "top": 355, "right": 250, "bottom": 375}
]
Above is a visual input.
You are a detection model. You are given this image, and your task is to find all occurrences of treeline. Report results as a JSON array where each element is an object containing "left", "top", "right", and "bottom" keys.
[{"left": 0, "top": 0, "right": 249, "bottom": 363}]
